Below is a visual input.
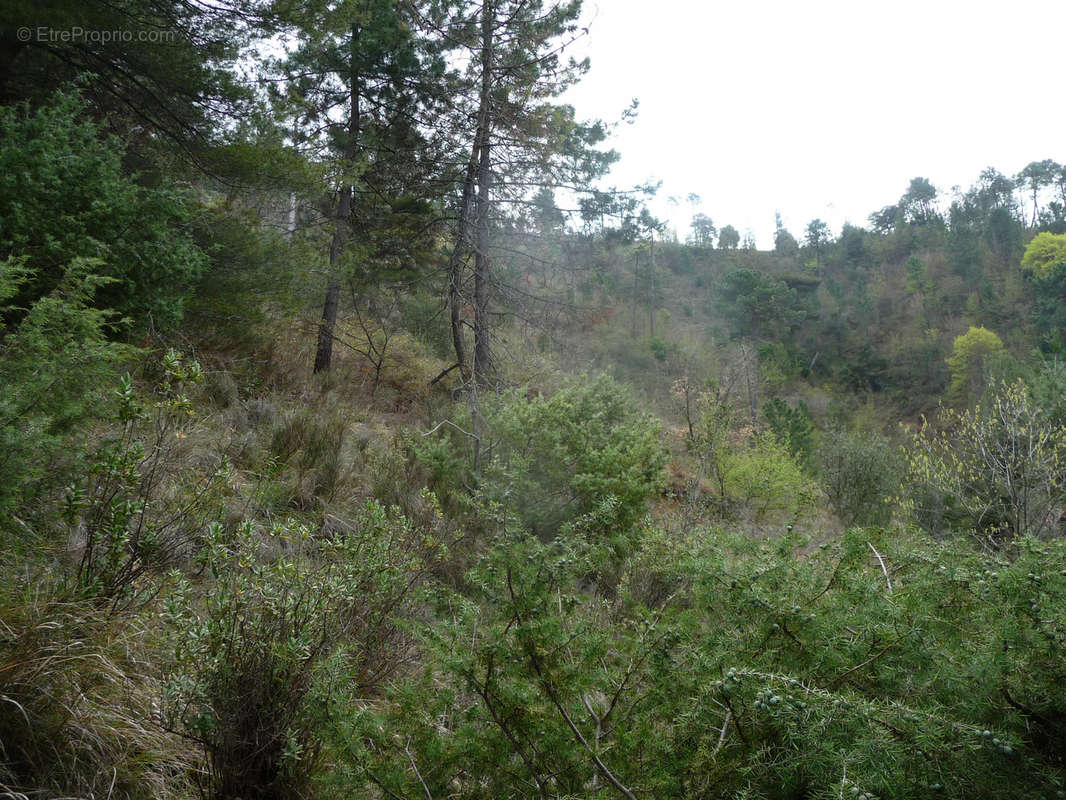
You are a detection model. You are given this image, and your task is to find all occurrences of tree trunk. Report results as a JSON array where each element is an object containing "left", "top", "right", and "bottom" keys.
[
  {"left": 630, "top": 249, "right": 639, "bottom": 338},
  {"left": 313, "top": 22, "right": 360, "bottom": 375},
  {"left": 472, "top": 0, "right": 495, "bottom": 388},
  {"left": 648, "top": 238, "right": 655, "bottom": 337},
  {"left": 448, "top": 149, "right": 478, "bottom": 380}
]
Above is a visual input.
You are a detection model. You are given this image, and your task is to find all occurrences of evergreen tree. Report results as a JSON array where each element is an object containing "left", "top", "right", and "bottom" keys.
[
  {"left": 270, "top": 0, "right": 444, "bottom": 372},
  {"left": 441, "top": 0, "right": 617, "bottom": 384}
]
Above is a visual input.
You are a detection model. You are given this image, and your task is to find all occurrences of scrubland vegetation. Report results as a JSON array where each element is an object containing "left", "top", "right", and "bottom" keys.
[{"left": 4, "top": 2, "right": 1066, "bottom": 798}]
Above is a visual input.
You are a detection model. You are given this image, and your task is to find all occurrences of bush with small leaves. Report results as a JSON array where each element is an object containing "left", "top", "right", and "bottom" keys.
[
  {"left": 64, "top": 351, "right": 225, "bottom": 609},
  {"left": 163, "top": 500, "right": 444, "bottom": 800},
  {"left": 818, "top": 429, "right": 902, "bottom": 527},
  {"left": 423, "top": 375, "right": 666, "bottom": 549},
  {"left": 334, "top": 526, "right": 1066, "bottom": 799},
  {"left": 0, "top": 257, "right": 131, "bottom": 523},
  {"left": 904, "top": 379, "right": 1066, "bottom": 545},
  {"left": 0, "top": 91, "right": 207, "bottom": 326}
]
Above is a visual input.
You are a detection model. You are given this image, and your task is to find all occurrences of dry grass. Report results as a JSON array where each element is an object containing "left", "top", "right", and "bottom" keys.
[{"left": 0, "top": 587, "right": 199, "bottom": 799}]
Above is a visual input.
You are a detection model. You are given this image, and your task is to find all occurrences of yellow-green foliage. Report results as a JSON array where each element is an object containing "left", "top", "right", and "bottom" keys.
[
  {"left": 723, "top": 432, "right": 819, "bottom": 519},
  {"left": 1020, "top": 232, "right": 1066, "bottom": 278},
  {"left": 946, "top": 325, "right": 1004, "bottom": 405},
  {"left": 904, "top": 379, "right": 1066, "bottom": 545}
]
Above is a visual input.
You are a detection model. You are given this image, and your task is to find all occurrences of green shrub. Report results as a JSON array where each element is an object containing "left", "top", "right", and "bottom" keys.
[
  {"left": 348, "top": 528, "right": 1066, "bottom": 799},
  {"left": 0, "top": 91, "right": 207, "bottom": 327},
  {"left": 648, "top": 335, "right": 669, "bottom": 362},
  {"left": 818, "top": 428, "right": 902, "bottom": 527},
  {"left": 723, "top": 431, "right": 820, "bottom": 519},
  {"left": 65, "top": 352, "right": 236, "bottom": 611},
  {"left": 763, "top": 396, "right": 815, "bottom": 468},
  {"left": 468, "top": 375, "right": 667, "bottom": 545},
  {"left": 0, "top": 257, "right": 131, "bottom": 523},
  {"left": 164, "top": 500, "right": 443, "bottom": 799}
]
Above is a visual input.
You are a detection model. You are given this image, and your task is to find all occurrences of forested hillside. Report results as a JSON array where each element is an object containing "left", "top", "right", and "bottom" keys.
[{"left": 3, "top": 2, "right": 1066, "bottom": 799}]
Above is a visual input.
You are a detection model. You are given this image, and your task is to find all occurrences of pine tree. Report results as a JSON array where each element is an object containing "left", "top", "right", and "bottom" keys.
[
  {"left": 271, "top": 0, "right": 444, "bottom": 373},
  {"left": 440, "top": 0, "right": 617, "bottom": 385}
]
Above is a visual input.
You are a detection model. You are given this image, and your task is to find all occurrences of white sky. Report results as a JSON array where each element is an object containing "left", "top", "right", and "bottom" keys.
[{"left": 562, "top": 0, "right": 1066, "bottom": 247}]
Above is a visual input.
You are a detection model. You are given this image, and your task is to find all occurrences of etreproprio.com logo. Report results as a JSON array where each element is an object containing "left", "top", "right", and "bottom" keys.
[{"left": 17, "top": 26, "right": 178, "bottom": 44}]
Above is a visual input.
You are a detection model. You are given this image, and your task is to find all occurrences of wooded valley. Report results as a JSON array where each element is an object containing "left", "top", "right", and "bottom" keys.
[{"left": 3, "top": 2, "right": 1066, "bottom": 798}]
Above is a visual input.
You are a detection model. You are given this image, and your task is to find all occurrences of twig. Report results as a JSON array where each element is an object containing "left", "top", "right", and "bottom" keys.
[
  {"left": 507, "top": 570, "right": 640, "bottom": 800},
  {"left": 421, "top": 418, "right": 478, "bottom": 440},
  {"left": 404, "top": 737, "right": 434, "bottom": 800},
  {"left": 829, "top": 638, "right": 901, "bottom": 688},
  {"left": 430, "top": 362, "right": 464, "bottom": 385},
  {"left": 867, "top": 542, "right": 893, "bottom": 595},
  {"left": 711, "top": 709, "right": 732, "bottom": 756}
]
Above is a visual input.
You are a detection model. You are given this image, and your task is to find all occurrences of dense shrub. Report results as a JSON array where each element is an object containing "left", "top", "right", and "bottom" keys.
[
  {"left": 164, "top": 501, "right": 443, "bottom": 799},
  {"left": 421, "top": 375, "right": 666, "bottom": 548},
  {"left": 344, "top": 527, "right": 1066, "bottom": 799},
  {"left": 482, "top": 376, "right": 666, "bottom": 542},
  {"left": 0, "top": 91, "right": 207, "bottom": 327},
  {"left": 818, "top": 429, "right": 902, "bottom": 527},
  {"left": 763, "top": 396, "right": 815, "bottom": 468},
  {"left": 723, "top": 431, "right": 820, "bottom": 519},
  {"left": 0, "top": 257, "right": 130, "bottom": 521}
]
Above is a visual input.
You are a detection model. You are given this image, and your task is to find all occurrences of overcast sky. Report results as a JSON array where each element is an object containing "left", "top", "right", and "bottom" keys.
[{"left": 562, "top": 0, "right": 1066, "bottom": 247}]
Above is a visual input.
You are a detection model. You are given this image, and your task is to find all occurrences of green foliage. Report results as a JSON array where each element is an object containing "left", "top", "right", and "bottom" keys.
[
  {"left": 905, "top": 255, "right": 931, "bottom": 294},
  {"left": 900, "top": 176, "right": 939, "bottom": 224},
  {"left": 654, "top": 528, "right": 1066, "bottom": 799},
  {"left": 774, "top": 226, "right": 799, "bottom": 257},
  {"left": 0, "top": 91, "right": 208, "bottom": 327},
  {"left": 1021, "top": 232, "right": 1066, "bottom": 278},
  {"left": 336, "top": 525, "right": 1066, "bottom": 799},
  {"left": 1021, "top": 233, "right": 1066, "bottom": 347},
  {"left": 483, "top": 376, "right": 666, "bottom": 545},
  {"left": 164, "top": 500, "right": 442, "bottom": 799},
  {"left": 338, "top": 534, "right": 663, "bottom": 799},
  {"left": 722, "top": 431, "right": 820, "bottom": 519},
  {"left": 648, "top": 335, "right": 671, "bottom": 362},
  {"left": 763, "top": 396, "right": 815, "bottom": 467},
  {"left": 0, "top": 257, "right": 131, "bottom": 521},
  {"left": 679, "top": 381, "right": 817, "bottom": 519},
  {"left": 426, "top": 376, "right": 666, "bottom": 547},
  {"left": 905, "top": 380, "right": 1066, "bottom": 545},
  {"left": 715, "top": 268, "right": 806, "bottom": 342},
  {"left": 2, "top": 0, "right": 249, "bottom": 160},
  {"left": 1029, "top": 357, "right": 1066, "bottom": 426},
  {"left": 817, "top": 429, "right": 901, "bottom": 527},
  {"left": 718, "top": 224, "right": 740, "bottom": 249},
  {"left": 64, "top": 351, "right": 220, "bottom": 607},
  {"left": 946, "top": 325, "right": 1004, "bottom": 405}
]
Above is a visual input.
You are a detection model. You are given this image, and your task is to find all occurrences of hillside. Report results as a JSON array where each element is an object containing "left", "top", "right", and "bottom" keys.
[{"left": 4, "top": 4, "right": 1066, "bottom": 799}]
